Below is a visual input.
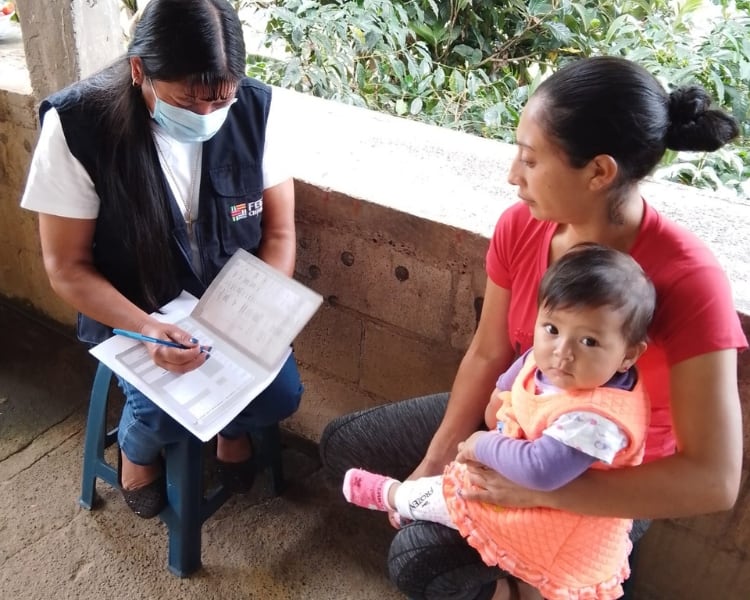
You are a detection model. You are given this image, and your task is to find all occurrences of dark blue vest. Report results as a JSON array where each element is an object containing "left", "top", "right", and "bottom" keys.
[{"left": 41, "top": 78, "right": 272, "bottom": 344}]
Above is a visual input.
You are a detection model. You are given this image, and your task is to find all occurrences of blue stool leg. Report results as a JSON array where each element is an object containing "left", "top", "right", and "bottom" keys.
[
  {"left": 161, "top": 436, "right": 204, "bottom": 577},
  {"left": 81, "top": 363, "right": 245, "bottom": 577},
  {"left": 80, "top": 363, "right": 118, "bottom": 510}
]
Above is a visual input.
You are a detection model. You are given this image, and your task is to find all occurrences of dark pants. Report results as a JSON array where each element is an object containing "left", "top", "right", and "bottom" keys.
[{"left": 320, "top": 393, "right": 650, "bottom": 600}]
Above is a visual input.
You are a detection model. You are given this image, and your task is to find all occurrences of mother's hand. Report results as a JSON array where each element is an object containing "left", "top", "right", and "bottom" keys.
[
  {"left": 140, "top": 321, "right": 209, "bottom": 373},
  {"left": 460, "top": 461, "right": 543, "bottom": 508}
]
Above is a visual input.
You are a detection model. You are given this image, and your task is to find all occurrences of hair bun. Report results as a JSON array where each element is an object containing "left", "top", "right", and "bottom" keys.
[
  {"left": 668, "top": 86, "right": 711, "bottom": 125},
  {"left": 666, "top": 85, "right": 739, "bottom": 151}
]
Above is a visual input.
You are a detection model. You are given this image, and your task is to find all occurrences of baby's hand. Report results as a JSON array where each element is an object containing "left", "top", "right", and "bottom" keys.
[{"left": 456, "top": 431, "right": 490, "bottom": 464}]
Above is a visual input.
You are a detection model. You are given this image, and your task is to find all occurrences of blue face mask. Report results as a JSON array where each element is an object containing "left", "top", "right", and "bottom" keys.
[{"left": 149, "top": 80, "right": 236, "bottom": 143}]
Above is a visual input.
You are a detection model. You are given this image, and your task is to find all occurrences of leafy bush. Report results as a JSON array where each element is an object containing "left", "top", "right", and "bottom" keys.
[{"left": 245, "top": 0, "right": 748, "bottom": 198}]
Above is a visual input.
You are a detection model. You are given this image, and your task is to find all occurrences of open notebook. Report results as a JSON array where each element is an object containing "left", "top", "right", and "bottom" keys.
[{"left": 90, "top": 249, "right": 323, "bottom": 441}]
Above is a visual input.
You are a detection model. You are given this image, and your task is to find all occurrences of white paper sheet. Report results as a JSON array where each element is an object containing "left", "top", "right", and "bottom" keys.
[{"left": 90, "top": 250, "right": 322, "bottom": 441}]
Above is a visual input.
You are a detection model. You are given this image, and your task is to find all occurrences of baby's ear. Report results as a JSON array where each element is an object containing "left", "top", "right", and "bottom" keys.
[{"left": 619, "top": 341, "right": 648, "bottom": 372}]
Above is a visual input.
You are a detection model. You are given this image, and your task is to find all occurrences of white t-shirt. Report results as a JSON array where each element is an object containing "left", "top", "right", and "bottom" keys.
[
  {"left": 20, "top": 92, "right": 291, "bottom": 220},
  {"left": 543, "top": 411, "right": 628, "bottom": 465},
  {"left": 535, "top": 377, "right": 628, "bottom": 464}
]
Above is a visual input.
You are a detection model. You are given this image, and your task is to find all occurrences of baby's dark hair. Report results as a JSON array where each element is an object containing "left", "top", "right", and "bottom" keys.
[{"left": 537, "top": 244, "right": 656, "bottom": 346}]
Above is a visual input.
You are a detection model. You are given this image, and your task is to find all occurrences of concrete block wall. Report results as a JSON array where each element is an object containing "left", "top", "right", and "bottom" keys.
[
  {"left": 634, "top": 315, "right": 750, "bottom": 599},
  {"left": 2, "top": 8, "right": 750, "bottom": 597},
  {"left": 286, "top": 183, "right": 487, "bottom": 437},
  {"left": 0, "top": 88, "right": 69, "bottom": 322}
]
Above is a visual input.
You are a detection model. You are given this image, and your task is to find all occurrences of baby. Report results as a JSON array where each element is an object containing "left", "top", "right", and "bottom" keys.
[{"left": 343, "top": 243, "right": 656, "bottom": 600}]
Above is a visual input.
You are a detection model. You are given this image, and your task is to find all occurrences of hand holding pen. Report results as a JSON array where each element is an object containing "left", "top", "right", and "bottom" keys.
[
  {"left": 113, "top": 329, "right": 212, "bottom": 353},
  {"left": 113, "top": 324, "right": 211, "bottom": 373}
]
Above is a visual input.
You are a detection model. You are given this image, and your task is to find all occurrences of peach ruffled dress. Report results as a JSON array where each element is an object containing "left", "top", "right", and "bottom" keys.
[{"left": 443, "top": 356, "right": 649, "bottom": 600}]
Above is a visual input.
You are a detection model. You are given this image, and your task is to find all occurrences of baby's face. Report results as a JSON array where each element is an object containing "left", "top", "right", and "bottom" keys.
[{"left": 532, "top": 304, "right": 635, "bottom": 391}]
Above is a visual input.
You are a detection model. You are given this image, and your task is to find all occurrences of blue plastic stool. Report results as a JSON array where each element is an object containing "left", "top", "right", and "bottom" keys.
[{"left": 79, "top": 362, "right": 285, "bottom": 577}]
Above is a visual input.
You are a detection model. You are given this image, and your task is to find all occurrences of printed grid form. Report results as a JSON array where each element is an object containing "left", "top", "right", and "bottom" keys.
[{"left": 116, "top": 317, "right": 255, "bottom": 425}]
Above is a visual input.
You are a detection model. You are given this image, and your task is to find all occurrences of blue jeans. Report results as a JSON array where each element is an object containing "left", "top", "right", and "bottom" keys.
[{"left": 118, "top": 352, "right": 303, "bottom": 465}]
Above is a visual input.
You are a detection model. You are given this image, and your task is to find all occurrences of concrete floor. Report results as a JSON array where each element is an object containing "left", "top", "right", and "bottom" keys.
[{"left": 0, "top": 299, "right": 402, "bottom": 600}]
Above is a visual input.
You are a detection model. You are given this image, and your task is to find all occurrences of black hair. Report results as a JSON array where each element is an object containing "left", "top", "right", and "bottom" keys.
[
  {"left": 83, "top": 0, "right": 246, "bottom": 311},
  {"left": 128, "top": 0, "right": 246, "bottom": 97},
  {"left": 534, "top": 56, "right": 739, "bottom": 214},
  {"left": 537, "top": 243, "right": 656, "bottom": 346}
]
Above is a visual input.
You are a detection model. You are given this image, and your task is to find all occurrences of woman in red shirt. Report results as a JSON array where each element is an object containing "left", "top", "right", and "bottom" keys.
[{"left": 321, "top": 56, "right": 746, "bottom": 600}]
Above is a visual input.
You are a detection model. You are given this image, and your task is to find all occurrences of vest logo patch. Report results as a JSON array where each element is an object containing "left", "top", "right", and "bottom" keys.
[
  {"left": 230, "top": 203, "right": 247, "bottom": 221},
  {"left": 229, "top": 200, "right": 262, "bottom": 222}
]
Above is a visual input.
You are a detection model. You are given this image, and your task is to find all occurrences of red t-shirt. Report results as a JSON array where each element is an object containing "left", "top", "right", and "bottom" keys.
[{"left": 486, "top": 201, "right": 747, "bottom": 462}]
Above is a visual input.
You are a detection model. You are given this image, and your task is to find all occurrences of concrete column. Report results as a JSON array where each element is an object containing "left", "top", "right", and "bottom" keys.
[{"left": 13, "top": 0, "right": 123, "bottom": 99}]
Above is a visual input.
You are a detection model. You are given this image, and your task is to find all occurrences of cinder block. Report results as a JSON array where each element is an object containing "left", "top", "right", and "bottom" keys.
[
  {"left": 295, "top": 226, "right": 455, "bottom": 343},
  {"left": 295, "top": 182, "right": 490, "bottom": 266},
  {"left": 738, "top": 315, "right": 750, "bottom": 461},
  {"left": 295, "top": 183, "right": 492, "bottom": 348},
  {"left": 364, "top": 251, "right": 453, "bottom": 342},
  {"left": 360, "top": 322, "right": 462, "bottom": 400},
  {"left": 295, "top": 230, "right": 324, "bottom": 284},
  {"left": 289, "top": 366, "right": 383, "bottom": 442},
  {"left": 739, "top": 379, "right": 750, "bottom": 465},
  {"left": 634, "top": 521, "right": 750, "bottom": 599},
  {"left": 729, "top": 470, "right": 750, "bottom": 552},
  {"left": 451, "top": 269, "right": 486, "bottom": 350},
  {"left": 669, "top": 510, "right": 735, "bottom": 546},
  {"left": 294, "top": 304, "right": 362, "bottom": 384}
]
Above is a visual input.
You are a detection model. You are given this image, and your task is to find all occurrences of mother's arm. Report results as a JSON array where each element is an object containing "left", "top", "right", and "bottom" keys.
[
  {"left": 463, "top": 349, "right": 743, "bottom": 518},
  {"left": 411, "top": 278, "right": 517, "bottom": 479}
]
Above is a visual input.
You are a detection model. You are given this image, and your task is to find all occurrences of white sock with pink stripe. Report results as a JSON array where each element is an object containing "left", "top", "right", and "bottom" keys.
[{"left": 392, "top": 476, "right": 455, "bottom": 528}]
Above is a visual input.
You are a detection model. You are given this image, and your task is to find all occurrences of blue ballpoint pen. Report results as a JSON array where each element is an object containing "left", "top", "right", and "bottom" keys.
[{"left": 112, "top": 328, "right": 209, "bottom": 353}]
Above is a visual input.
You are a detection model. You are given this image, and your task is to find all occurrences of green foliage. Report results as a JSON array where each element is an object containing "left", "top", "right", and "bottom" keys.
[{"left": 244, "top": 0, "right": 749, "bottom": 198}]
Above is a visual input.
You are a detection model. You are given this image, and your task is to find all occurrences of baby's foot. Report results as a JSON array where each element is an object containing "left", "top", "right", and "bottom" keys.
[{"left": 342, "top": 468, "right": 398, "bottom": 511}]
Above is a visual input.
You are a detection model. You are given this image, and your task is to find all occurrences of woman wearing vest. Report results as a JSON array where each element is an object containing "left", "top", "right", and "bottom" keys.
[
  {"left": 344, "top": 245, "right": 655, "bottom": 600},
  {"left": 21, "top": 0, "right": 302, "bottom": 518}
]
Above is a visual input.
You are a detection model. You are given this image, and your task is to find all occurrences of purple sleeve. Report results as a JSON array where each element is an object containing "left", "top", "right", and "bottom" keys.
[
  {"left": 496, "top": 351, "right": 529, "bottom": 391},
  {"left": 473, "top": 432, "right": 597, "bottom": 491}
]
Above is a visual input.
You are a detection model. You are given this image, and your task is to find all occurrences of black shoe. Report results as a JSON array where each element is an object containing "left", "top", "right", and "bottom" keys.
[
  {"left": 216, "top": 435, "right": 257, "bottom": 493},
  {"left": 117, "top": 450, "right": 167, "bottom": 519}
]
